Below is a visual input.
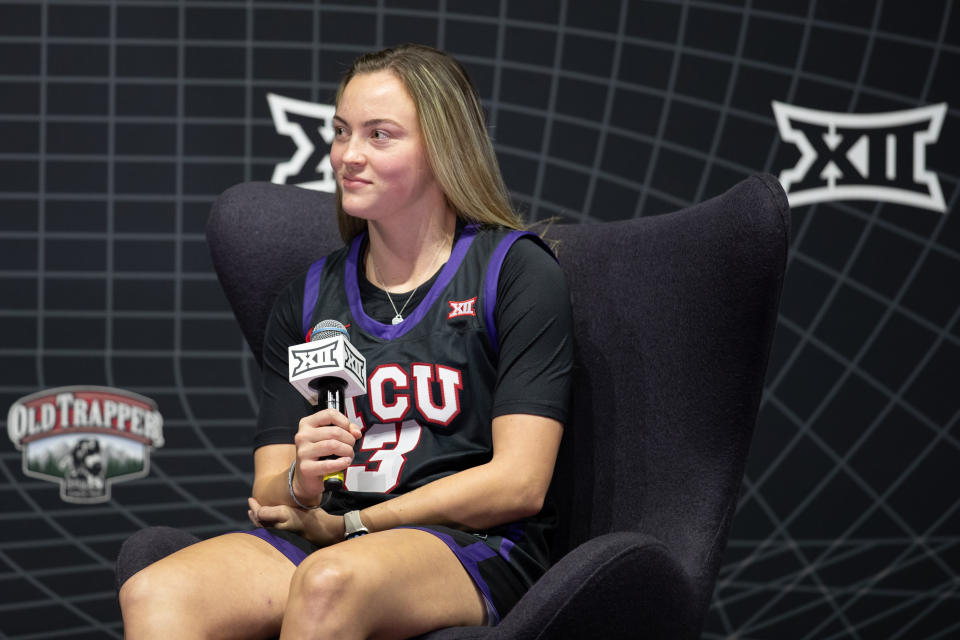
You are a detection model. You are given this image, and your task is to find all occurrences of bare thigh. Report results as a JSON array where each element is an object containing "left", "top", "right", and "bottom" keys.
[
  {"left": 282, "top": 528, "right": 487, "bottom": 640},
  {"left": 120, "top": 532, "right": 296, "bottom": 640}
]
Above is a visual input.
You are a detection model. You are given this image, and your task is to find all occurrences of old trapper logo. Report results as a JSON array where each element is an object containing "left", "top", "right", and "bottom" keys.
[
  {"left": 267, "top": 93, "right": 336, "bottom": 192},
  {"left": 772, "top": 102, "right": 947, "bottom": 212},
  {"left": 7, "top": 386, "right": 165, "bottom": 504}
]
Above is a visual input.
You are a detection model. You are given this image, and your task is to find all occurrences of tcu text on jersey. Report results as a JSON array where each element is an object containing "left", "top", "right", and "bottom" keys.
[
  {"left": 343, "top": 363, "right": 464, "bottom": 493},
  {"left": 772, "top": 101, "right": 947, "bottom": 212}
]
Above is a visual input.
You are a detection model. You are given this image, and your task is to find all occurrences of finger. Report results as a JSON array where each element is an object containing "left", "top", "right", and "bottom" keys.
[
  {"left": 294, "top": 426, "right": 359, "bottom": 453},
  {"left": 349, "top": 423, "right": 363, "bottom": 440},
  {"left": 272, "top": 518, "right": 296, "bottom": 532},
  {"left": 298, "top": 408, "right": 351, "bottom": 430},
  {"left": 300, "top": 456, "right": 352, "bottom": 479},
  {"left": 255, "top": 505, "right": 285, "bottom": 525},
  {"left": 247, "top": 509, "right": 259, "bottom": 528},
  {"left": 247, "top": 497, "right": 261, "bottom": 512},
  {"left": 298, "top": 438, "right": 356, "bottom": 462}
]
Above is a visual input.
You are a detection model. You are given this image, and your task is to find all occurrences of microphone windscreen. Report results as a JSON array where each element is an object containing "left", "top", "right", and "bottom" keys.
[{"left": 309, "top": 319, "right": 349, "bottom": 342}]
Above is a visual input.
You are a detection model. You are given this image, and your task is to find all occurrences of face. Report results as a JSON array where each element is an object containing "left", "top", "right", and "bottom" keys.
[{"left": 330, "top": 70, "right": 444, "bottom": 224}]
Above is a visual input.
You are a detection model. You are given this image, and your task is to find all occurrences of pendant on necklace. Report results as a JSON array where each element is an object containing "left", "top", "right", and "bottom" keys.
[{"left": 392, "top": 314, "right": 404, "bottom": 325}]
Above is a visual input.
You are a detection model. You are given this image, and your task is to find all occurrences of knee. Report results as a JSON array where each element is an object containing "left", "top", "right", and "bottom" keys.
[
  {"left": 118, "top": 560, "right": 171, "bottom": 617},
  {"left": 119, "top": 559, "right": 213, "bottom": 639},
  {"left": 288, "top": 552, "right": 362, "bottom": 631},
  {"left": 118, "top": 550, "right": 202, "bottom": 618},
  {"left": 292, "top": 553, "right": 356, "bottom": 603}
]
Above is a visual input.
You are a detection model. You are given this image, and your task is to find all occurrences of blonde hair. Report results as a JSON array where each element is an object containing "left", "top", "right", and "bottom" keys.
[{"left": 333, "top": 43, "right": 523, "bottom": 242}]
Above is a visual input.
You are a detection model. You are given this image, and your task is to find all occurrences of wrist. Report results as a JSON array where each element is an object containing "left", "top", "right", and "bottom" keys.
[
  {"left": 291, "top": 464, "right": 309, "bottom": 499},
  {"left": 343, "top": 510, "right": 369, "bottom": 540},
  {"left": 288, "top": 461, "right": 322, "bottom": 510}
]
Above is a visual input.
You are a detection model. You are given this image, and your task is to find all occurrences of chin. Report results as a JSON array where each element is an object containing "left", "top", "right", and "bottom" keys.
[
  {"left": 340, "top": 201, "right": 386, "bottom": 224},
  {"left": 339, "top": 194, "right": 374, "bottom": 217}
]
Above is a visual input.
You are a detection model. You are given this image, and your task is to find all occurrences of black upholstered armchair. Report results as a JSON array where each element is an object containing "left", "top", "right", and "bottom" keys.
[{"left": 117, "top": 174, "right": 789, "bottom": 639}]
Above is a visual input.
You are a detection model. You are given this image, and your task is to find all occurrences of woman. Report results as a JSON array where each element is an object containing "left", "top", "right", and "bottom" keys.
[{"left": 119, "top": 43, "right": 573, "bottom": 639}]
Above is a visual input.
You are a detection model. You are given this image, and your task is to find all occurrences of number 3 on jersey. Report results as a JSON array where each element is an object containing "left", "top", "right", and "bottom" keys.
[{"left": 345, "top": 420, "right": 422, "bottom": 493}]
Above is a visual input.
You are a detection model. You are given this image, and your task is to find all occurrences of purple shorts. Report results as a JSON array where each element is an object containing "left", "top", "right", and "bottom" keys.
[{"left": 241, "top": 525, "right": 530, "bottom": 625}]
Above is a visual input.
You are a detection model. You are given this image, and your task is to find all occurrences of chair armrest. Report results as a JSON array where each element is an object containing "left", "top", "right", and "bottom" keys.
[{"left": 493, "top": 531, "right": 699, "bottom": 640}]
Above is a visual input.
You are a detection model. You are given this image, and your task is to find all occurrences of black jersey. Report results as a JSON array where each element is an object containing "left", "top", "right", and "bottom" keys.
[{"left": 301, "top": 224, "right": 558, "bottom": 582}]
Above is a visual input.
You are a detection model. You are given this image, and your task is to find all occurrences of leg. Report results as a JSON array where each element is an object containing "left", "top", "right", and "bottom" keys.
[
  {"left": 120, "top": 532, "right": 296, "bottom": 640},
  {"left": 115, "top": 526, "right": 200, "bottom": 591},
  {"left": 280, "top": 528, "right": 487, "bottom": 640}
]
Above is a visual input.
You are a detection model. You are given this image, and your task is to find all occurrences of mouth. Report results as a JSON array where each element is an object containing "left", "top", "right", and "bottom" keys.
[{"left": 341, "top": 175, "right": 371, "bottom": 188}]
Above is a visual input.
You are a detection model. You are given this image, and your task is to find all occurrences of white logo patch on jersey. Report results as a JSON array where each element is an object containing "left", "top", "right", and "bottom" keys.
[{"left": 447, "top": 297, "right": 477, "bottom": 319}]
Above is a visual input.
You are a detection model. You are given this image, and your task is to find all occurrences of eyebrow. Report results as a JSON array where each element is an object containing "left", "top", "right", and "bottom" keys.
[{"left": 333, "top": 115, "right": 404, "bottom": 129}]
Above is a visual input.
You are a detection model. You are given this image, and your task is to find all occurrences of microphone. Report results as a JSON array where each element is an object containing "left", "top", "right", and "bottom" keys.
[{"left": 288, "top": 319, "right": 367, "bottom": 492}]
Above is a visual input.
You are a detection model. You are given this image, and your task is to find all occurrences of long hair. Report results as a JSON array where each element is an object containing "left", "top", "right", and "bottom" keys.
[{"left": 333, "top": 44, "right": 523, "bottom": 242}]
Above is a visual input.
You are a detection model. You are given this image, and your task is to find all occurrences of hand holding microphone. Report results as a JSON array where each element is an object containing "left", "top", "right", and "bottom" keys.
[
  {"left": 288, "top": 319, "right": 367, "bottom": 500},
  {"left": 291, "top": 409, "right": 361, "bottom": 499}
]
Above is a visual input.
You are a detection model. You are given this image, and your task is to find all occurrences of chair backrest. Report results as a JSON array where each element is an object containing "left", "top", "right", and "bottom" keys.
[
  {"left": 208, "top": 181, "right": 341, "bottom": 368},
  {"left": 207, "top": 174, "right": 789, "bottom": 618},
  {"left": 545, "top": 173, "right": 789, "bottom": 613}
]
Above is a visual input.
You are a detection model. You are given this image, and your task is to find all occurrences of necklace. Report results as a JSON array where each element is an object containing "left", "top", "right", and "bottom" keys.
[{"left": 370, "top": 235, "right": 450, "bottom": 326}]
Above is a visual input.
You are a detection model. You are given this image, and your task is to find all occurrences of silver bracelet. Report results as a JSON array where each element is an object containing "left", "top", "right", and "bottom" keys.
[{"left": 288, "top": 461, "right": 323, "bottom": 510}]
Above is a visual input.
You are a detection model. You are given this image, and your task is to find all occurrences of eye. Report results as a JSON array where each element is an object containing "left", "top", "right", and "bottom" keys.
[
  {"left": 371, "top": 130, "right": 390, "bottom": 140},
  {"left": 333, "top": 125, "right": 348, "bottom": 138}
]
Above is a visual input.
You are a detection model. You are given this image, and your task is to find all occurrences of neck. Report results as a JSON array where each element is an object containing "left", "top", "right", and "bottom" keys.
[{"left": 366, "top": 209, "right": 457, "bottom": 293}]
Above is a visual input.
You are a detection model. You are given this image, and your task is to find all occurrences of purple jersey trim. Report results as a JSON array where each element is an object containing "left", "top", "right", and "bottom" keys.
[
  {"left": 405, "top": 526, "right": 501, "bottom": 625},
  {"left": 345, "top": 224, "right": 479, "bottom": 341},
  {"left": 483, "top": 231, "right": 536, "bottom": 354},
  {"left": 241, "top": 528, "right": 309, "bottom": 566},
  {"left": 301, "top": 256, "right": 327, "bottom": 338}
]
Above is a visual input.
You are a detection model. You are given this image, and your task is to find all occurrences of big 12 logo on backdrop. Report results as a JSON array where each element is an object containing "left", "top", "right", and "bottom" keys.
[
  {"left": 6, "top": 386, "right": 164, "bottom": 504},
  {"left": 773, "top": 101, "right": 947, "bottom": 213},
  {"left": 267, "top": 93, "right": 336, "bottom": 192}
]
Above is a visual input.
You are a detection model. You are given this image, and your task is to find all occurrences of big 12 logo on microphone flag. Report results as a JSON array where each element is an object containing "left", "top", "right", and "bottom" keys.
[{"left": 6, "top": 386, "right": 165, "bottom": 504}]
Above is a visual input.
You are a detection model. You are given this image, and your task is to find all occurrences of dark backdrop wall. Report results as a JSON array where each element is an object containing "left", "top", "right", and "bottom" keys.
[{"left": 1, "top": 1, "right": 957, "bottom": 638}]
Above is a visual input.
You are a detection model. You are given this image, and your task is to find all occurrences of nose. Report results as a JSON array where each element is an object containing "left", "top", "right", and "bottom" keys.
[{"left": 340, "top": 136, "right": 365, "bottom": 167}]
